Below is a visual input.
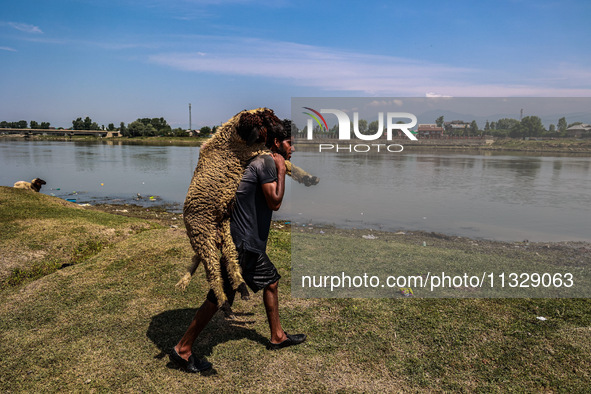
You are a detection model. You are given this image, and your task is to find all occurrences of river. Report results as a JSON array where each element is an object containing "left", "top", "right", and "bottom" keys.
[{"left": 1, "top": 139, "right": 590, "bottom": 242}]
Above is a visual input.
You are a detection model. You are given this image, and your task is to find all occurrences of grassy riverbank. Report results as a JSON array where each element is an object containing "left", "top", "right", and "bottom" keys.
[{"left": 1, "top": 187, "right": 590, "bottom": 391}]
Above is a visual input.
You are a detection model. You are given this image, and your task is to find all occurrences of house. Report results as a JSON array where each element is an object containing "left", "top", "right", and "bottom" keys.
[
  {"left": 417, "top": 124, "right": 444, "bottom": 138},
  {"left": 444, "top": 120, "right": 470, "bottom": 133},
  {"left": 566, "top": 124, "right": 591, "bottom": 138}
]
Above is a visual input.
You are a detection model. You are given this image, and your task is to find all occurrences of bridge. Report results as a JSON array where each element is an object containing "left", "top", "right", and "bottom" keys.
[{"left": 0, "top": 128, "right": 121, "bottom": 137}]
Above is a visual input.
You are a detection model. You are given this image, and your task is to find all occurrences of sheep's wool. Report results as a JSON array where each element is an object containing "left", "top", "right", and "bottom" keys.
[{"left": 181, "top": 108, "right": 273, "bottom": 309}]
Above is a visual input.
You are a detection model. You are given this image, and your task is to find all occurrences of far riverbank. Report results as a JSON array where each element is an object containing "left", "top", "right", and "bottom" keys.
[{"left": 3, "top": 134, "right": 591, "bottom": 154}]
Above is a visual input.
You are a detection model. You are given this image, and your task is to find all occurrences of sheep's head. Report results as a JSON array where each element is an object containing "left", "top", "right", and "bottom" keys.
[
  {"left": 236, "top": 108, "right": 283, "bottom": 146},
  {"left": 32, "top": 178, "right": 46, "bottom": 191}
]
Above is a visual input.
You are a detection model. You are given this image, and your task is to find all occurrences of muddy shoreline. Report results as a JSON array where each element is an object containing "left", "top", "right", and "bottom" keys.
[{"left": 89, "top": 202, "right": 591, "bottom": 261}]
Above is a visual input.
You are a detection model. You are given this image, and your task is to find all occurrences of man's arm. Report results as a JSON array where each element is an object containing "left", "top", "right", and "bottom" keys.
[{"left": 262, "top": 153, "right": 286, "bottom": 211}]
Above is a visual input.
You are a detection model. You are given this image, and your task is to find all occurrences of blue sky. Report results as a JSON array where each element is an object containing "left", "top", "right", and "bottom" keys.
[{"left": 1, "top": 0, "right": 590, "bottom": 129}]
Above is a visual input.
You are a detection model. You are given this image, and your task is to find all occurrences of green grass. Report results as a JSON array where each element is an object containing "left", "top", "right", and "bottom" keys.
[
  {"left": 490, "top": 138, "right": 591, "bottom": 153},
  {"left": 1, "top": 187, "right": 590, "bottom": 392}
]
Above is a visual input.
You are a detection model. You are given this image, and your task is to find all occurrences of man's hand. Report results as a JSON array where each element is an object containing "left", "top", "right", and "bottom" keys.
[{"left": 271, "top": 152, "right": 286, "bottom": 175}]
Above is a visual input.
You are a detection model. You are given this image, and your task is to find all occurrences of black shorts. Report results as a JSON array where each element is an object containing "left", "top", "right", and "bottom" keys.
[{"left": 206, "top": 248, "right": 281, "bottom": 306}]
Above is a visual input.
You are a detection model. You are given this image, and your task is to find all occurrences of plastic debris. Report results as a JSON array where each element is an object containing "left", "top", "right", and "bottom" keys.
[
  {"left": 536, "top": 316, "right": 547, "bottom": 321},
  {"left": 362, "top": 234, "right": 377, "bottom": 240},
  {"left": 422, "top": 241, "right": 427, "bottom": 246},
  {"left": 400, "top": 288, "right": 414, "bottom": 297}
]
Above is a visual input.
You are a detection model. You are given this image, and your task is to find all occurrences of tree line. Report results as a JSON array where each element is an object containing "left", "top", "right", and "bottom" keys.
[
  {"left": 0, "top": 120, "right": 51, "bottom": 129},
  {"left": 436, "top": 115, "right": 586, "bottom": 139},
  {"left": 301, "top": 115, "right": 587, "bottom": 139},
  {"left": 0, "top": 116, "right": 219, "bottom": 138}
]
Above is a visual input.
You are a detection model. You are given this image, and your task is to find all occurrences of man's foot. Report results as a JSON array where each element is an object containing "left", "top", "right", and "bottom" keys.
[
  {"left": 169, "top": 348, "right": 212, "bottom": 373},
  {"left": 266, "top": 332, "right": 306, "bottom": 350}
]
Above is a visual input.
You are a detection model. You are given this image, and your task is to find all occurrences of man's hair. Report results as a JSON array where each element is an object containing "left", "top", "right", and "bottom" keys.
[{"left": 266, "top": 118, "right": 292, "bottom": 148}]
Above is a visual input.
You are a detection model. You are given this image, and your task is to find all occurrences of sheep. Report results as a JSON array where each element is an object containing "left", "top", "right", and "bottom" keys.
[
  {"left": 13, "top": 178, "right": 46, "bottom": 192},
  {"left": 178, "top": 108, "right": 282, "bottom": 314},
  {"left": 177, "top": 108, "right": 319, "bottom": 315}
]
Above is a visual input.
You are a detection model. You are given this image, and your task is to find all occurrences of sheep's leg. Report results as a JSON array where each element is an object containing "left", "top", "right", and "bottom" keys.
[
  {"left": 199, "top": 235, "right": 229, "bottom": 309},
  {"left": 285, "top": 161, "right": 319, "bottom": 186},
  {"left": 220, "top": 218, "right": 251, "bottom": 300},
  {"left": 219, "top": 218, "right": 246, "bottom": 292},
  {"left": 183, "top": 210, "right": 230, "bottom": 309}
]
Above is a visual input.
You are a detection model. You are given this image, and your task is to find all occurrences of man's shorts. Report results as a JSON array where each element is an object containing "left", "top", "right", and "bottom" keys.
[{"left": 206, "top": 247, "right": 281, "bottom": 306}]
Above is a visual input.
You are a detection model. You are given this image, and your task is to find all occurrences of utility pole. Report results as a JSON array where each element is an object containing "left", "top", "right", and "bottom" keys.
[{"left": 189, "top": 103, "right": 192, "bottom": 131}]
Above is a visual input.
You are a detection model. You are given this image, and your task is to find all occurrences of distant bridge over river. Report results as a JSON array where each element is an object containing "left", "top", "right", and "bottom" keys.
[{"left": 0, "top": 128, "right": 121, "bottom": 137}]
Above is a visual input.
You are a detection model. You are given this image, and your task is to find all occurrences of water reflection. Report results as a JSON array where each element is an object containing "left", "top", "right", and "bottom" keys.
[{"left": 291, "top": 149, "right": 591, "bottom": 242}]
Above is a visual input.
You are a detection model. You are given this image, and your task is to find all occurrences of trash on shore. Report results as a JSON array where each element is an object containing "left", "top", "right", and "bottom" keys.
[
  {"left": 362, "top": 234, "right": 377, "bottom": 240},
  {"left": 400, "top": 288, "right": 414, "bottom": 297}
]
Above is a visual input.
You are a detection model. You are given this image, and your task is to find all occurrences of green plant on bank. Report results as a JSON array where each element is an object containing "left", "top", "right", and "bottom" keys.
[{"left": 0, "top": 187, "right": 590, "bottom": 391}]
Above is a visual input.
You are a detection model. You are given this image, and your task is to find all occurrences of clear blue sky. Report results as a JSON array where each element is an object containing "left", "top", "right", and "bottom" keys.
[{"left": 1, "top": 0, "right": 590, "bottom": 129}]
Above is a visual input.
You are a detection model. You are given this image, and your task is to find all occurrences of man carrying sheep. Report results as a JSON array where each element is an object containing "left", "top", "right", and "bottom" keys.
[{"left": 170, "top": 121, "right": 306, "bottom": 373}]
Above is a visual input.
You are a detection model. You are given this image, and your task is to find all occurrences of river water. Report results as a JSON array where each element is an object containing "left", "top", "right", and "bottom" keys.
[{"left": 1, "top": 139, "right": 590, "bottom": 242}]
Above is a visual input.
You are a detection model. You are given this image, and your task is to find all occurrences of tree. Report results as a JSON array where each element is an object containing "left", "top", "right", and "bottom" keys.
[
  {"left": 368, "top": 120, "right": 379, "bottom": 133},
  {"left": 151, "top": 117, "right": 171, "bottom": 134},
  {"left": 484, "top": 120, "right": 490, "bottom": 131},
  {"left": 107, "top": 123, "right": 115, "bottom": 131},
  {"left": 30, "top": 121, "right": 39, "bottom": 129},
  {"left": 470, "top": 120, "right": 478, "bottom": 136},
  {"left": 549, "top": 124, "right": 556, "bottom": 133},
  {"left": 436, "top": 116, "right": 444, "bottom": 128},
  {"left": 357, "top": 119, "right": 368, "bottom": 133},
  {"left": 199, "top": 126, "right": 212, "bottom": 135},
  {"left": 173, "top": 127, "right": 187, "bottom": 137},
  {"left": 40, "top": 122, "right": 50, "bottom": 129},
  {"left": 17, "top": 120, "right": 28, "bottom": 129},
  {"left": 511, "top": 116, "right": 545, "bottom": 139},
  {"left": 83, "top": 116, "right": 92, "bottom": 130},
  {"left": 558, "top": 117, "right": 567, "bottom": 133},
  {"left": 127, "top": 120, "right": 156, "bottom": 136},
  {"left": 72, "top": 117, "right": 84, "bottom": 130},
  {"left": 496, "top": 118, "right": 520, "bottom": 131}
]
